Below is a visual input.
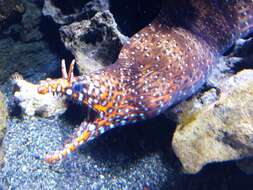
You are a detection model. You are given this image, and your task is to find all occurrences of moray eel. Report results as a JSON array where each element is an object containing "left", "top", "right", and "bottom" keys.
[{"left": 37, "top": 0, "right": 253, "bottom": 163}]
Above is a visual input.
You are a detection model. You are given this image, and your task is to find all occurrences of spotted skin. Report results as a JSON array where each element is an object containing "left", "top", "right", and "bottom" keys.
[{"left": 37, "top": 0, "right": 253, "bottom": 163}]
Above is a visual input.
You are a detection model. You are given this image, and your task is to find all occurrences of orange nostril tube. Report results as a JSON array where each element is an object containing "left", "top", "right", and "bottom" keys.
[{"left": 37, "top": 86, "right": 48, "bottom": 94}]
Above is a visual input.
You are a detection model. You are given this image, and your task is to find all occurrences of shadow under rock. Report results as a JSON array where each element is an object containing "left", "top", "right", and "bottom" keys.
[
  {"left": 109, "top": 0, "right": 162, "bottom": 36},
  {"left": 171, "top": 162, "right": 253, "bottom": 190}
]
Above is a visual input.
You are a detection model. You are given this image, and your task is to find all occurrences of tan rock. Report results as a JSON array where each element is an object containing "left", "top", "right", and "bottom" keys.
[
  {"left": 172, "top": 69, "right": 253, "bottom": 174},
  {"left": 12, "top": 74, "right": 66, "bottom": 117},
  {"left": 0, "top": 91, "right": 8, "bottom": 168}
]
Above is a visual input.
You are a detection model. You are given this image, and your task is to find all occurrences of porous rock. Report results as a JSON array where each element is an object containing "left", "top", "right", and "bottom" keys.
[
  {"left": 17, "top": 0, "right": 44, "bottom": 42},
  {"left": 172, "top": 69, "right": 253, "bottom": 174},
  {"left": 12, "top": 74, "right": 66, "bottom": 117},
  {"left": 60, "top": 10, "right": 128, "bottom": 73},
  {"left": 42, "top": 0, "right": 109, "bottom": 25},
  {"left": 0, "top": 38, "right": 58, "bottom": 83},
  {"left": 0, "top": 0, "right": 25, "bottom": 30},
  {"left": 0, "top": 0, "right": 58, "bottom": 84},
  {"left": 0, "top": 91, "right": 8, "bottom": 168}
]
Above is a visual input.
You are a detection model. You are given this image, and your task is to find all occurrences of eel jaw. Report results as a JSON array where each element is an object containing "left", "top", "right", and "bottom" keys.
[{"left": 37, "top": 59, "right": 76, "bottom": 95}]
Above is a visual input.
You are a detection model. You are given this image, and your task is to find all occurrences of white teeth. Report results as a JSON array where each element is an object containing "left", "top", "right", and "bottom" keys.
[
  {"left": 48, "top": 86, "right": 52, "bottom": 93},
  {"left": 57, "top": 85, "right": 61, "bottom": 92},
  {"left": 66, "top": 89, "right": 72, "bottom": 96}
]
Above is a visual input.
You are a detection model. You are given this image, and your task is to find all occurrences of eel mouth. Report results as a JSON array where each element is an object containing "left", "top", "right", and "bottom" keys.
[{"left": 64, "top": 100, "right": 99, "bottom": 124}]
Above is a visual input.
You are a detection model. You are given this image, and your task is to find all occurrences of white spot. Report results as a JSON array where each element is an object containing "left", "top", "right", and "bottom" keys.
[
  {"left": 66, "top": 89, "right": 72, "bottom": 96},
  {"left": 78, "top": 93, "right": 83, "bottom": 101},
  {"left": 101, "top": 100, "right": 107, "bottom": 106},
  {"left": 120, "top": 120, "right": 126, "bottom": 125},
  {"left": 99, "top": 127, "right": 105, "bottom": 134},
  {"left": 109, "top": 124, "right": 115, "bottom": 129},
  {"left": 108, "top": 108, "right": 113, "bottom": 114},
  {"left": 88, "top": 124, "right": 96, "bottom": 132},
  {"left": 139, "top": 113, "right": 145, "bottom": 119}
]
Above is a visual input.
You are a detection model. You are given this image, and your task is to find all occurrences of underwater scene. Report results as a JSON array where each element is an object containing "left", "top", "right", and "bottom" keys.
[{"left": 0, "top": 0, "right": 253, "bottom": 189}]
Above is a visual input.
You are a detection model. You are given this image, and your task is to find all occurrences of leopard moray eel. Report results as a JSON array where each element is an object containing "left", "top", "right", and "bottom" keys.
[{"left": 37, "top": 0, "right": 253, "bottom": 163}]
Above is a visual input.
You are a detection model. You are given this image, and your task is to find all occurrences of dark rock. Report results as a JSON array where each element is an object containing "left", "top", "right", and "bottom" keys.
[
  {"left": 0, "top": 37, "right": 58, "bottom": 83},
  {"left": 60, "top": 11, "right": 128, "bottom": 73},
  {"left": 18, "top": 0, "right": 44, "bottom": 42},
  {"left": 42, "top": 0, "right": 109, "bottom": 25},
  {"left": 0, "top": 0, "right": 60, "bottom": 84},
  {"left": 0, "top": 0, "right": 25, "bottom": 30},
  {"left": 1, "top": 0, "right": 43, "bottom": 42}
]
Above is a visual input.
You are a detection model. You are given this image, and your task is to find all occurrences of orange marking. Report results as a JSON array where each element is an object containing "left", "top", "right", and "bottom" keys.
[
  {"left": 76, "top": 130, "right": 90, "bottom": 143},
  {"left": 69, "top": 144, "right": 76, "bottom": 152}
]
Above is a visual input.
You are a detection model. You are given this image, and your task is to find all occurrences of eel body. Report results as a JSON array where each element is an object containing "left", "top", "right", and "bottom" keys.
[{"left": 37, "top": 0, "right": 253, "bottom": 163}]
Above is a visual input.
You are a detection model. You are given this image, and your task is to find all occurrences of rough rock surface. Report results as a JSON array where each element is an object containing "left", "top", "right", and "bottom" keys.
[
  {"left": 0, "top": 38, "right": 58, "bottom": 83},
  {"left": 0, "top": 0, "right": 25, "bottom": 30},
  {"left": 43, "top": 0, "right": 128, "bottom": 74},
  {"left": 12, "top": 74, "right": 66, "bottom": 117},
  {"left": 0, "top": 91, "right": 8, "bottom": 169},
  {"left": 0, "top": 0, "right": 59, "bottom": 83},
  {"left": 172, "top": 69, "right": 253, "bottom": 174},
  {"left": 43, "top": 0, "right": 109, "bottom": 25},
  {"left": 60, "top": 11, "right": 128, "bottom": 73}
]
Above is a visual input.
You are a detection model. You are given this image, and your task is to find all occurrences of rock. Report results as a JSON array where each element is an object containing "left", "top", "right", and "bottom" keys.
[
  {"left": 0, "top": 91, "right": 7, "bottom": 141},
  {"left": 1, "top": 0, "right": 44, "bottom": 42},
  {"left": 172, "top": 69, "right": 253, "bottom": 174},
  {"left": 42, "top": 0, "right": 109, "bottom": 25},
  {"left": 0, "top": 91, "right": 8, "bottom": 169},
  {"left": 17, "top": 0, "right": 44, "bottom": 42},
  {"left": 60, "top": 11, "right": 128, "bottom": 73},
  {"left": 0, "top": 0, "right": 59, "bottom": 84},
  {"left": 12, "top": 73, "right": 66, "bottom": 117},
  {"left": 0, "top": 0, "right": 25, "bottom": 30},
  {"left": 43, "top": 0, "right": 128, "bottom": 73},
  {"left": 0, "top": 37, "right": 58, "bottom": 83}
]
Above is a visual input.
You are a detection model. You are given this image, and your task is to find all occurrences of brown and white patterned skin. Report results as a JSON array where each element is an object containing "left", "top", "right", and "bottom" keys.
[{"left": 37, "top": 0, "right": 253, "bottom": 163}]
